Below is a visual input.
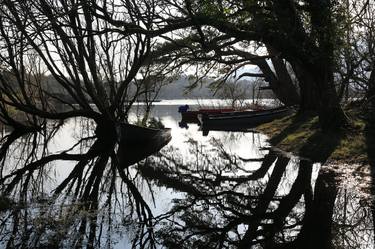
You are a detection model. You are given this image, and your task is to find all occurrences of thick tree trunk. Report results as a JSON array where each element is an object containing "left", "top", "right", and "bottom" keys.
[
  {"left": 318, "top": 83, "right": 348, "bottom": 130},
  {"left": 291, "top": 63, "right": 320, "bottom": 112},
  {"left": 266, "top": 46, "right": 300, "bottom": 106},
  {"left": 256, "top": 58, "right": 300, "bottom": 106},
  {"left": 368, "top": 70, "right": 375, "bottom": 124},
  {"left": 291, "top": 60, "right": 347, "bottom": 130},
  {"left": 313, "top": 62, "right": 348, "bottom": 130},
  {"left": 310, "top": 0, "right": 348, "bottom": 130}
]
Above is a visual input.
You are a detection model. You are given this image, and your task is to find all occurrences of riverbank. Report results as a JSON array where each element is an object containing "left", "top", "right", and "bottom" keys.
[
  {"left": 256, "top": 108, "right": 374, "bottom": 196},
  {"left": 257, "top": 111, "right": 371, "bottom": 162}
]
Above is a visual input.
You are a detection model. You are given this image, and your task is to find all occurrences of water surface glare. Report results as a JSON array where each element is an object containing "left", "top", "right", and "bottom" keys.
[{"left": 0, "top": 101, "right": 373, "bottom": 249}]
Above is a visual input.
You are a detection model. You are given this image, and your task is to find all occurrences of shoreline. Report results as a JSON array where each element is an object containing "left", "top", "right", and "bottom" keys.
[
  {"left": 256, "top": 112, "right": 374, "bottom": 196},
  {"left": 256, "top": 113, "right": 370, "bottom": 164}
]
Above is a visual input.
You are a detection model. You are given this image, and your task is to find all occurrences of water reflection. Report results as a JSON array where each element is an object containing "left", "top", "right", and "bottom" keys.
[
  {"left": 332, "top": 188, "right": 374, "bottom": 249},
  {"left": 142, "top": 140, "right": 373, "bottom": 249},
  {"left": 0, "top": 117, "right": 170, "bottom": 248},
  {"left": 0, "top": 103, "right": 373, "bottom": 248},
  {"left": 140, "top": 141, "right": 312, "bottom": 248}
]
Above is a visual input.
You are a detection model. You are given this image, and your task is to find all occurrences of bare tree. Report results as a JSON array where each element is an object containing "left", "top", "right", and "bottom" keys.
[{"left": 0, "top": 1, "right": 174, "bottom": 247}]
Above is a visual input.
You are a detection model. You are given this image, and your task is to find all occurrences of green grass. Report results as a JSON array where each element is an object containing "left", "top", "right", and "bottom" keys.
[{"left": 257, "top": 111, "right": 371, "bottom": 164}]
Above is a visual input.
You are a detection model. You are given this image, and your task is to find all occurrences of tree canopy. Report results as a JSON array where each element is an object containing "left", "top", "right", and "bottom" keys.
[{"left": 0, "top": 0, "right": 374, "bottom": 247}]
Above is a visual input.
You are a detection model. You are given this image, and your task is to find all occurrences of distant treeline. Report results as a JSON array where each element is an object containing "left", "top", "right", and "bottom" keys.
[
  {"left": 42, "top": 74, "right": 275, "bottom": 102},
  {"left": 151, "top": 75, "right": 275, "bottom": 100}
]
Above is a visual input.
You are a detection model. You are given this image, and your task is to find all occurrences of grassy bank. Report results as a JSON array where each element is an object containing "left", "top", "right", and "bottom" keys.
[{"left": 256, "top": 109, "right": 373, "bottom": 165}]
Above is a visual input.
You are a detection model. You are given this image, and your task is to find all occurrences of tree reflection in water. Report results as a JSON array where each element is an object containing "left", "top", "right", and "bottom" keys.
[
  {"left": 0, "top": 118, "right": 157, "bottom": 248},
  {"left": 0, "top": 120, "right": 373, "bottom": 249},
  {"left": 140, "top": 136, "right": 374, "bottom": 249}
]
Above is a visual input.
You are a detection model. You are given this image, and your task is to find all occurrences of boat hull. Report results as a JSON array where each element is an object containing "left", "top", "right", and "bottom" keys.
[
  {"left": 199, "top": 107, "right": 294, "bottom": 135},
  {"left": 180, "top": 108, "right": 237, "bottom": 124},
  {"left": 117, "top": 123, "right": 172, "bottom": 167}
]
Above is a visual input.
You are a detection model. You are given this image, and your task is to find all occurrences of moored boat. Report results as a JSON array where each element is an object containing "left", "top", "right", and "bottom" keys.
[
  {"left": 117, "top": 123, "right": 172, "bottom": 167},
  {"left": 178, "top": 104, "right": 237, "bottom": 124},
  {"left": 198, "top": 106, "right": 295, "bottom": 136}
]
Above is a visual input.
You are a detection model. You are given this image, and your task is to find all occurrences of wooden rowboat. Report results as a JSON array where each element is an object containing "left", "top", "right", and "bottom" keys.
[
  {"left": 117, "top": 123, "right": 172, "bottom": 167},
  {"left": 178, "top": 105, "right": 237, "bottom": 124},
  {"left": 198, "top": 106, "right": 295, "bottom": 136}
]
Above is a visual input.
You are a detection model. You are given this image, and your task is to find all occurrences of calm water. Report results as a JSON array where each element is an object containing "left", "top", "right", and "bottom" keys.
[{"left": 0, "top": 101, "right": 373, "bottom": 249}]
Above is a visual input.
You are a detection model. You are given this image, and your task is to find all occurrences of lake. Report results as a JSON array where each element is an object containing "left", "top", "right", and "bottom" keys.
[{"left": 0, "top": 100, "right": 373, "bottom": 249}]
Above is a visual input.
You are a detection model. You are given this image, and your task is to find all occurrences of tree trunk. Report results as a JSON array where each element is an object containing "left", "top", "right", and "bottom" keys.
[
  {"left": 290, "top": 58, "right": 348, "bottom": 130},
  {"left": 313, "top": 62, "right": 348, "bottom": 130},
  {"left": 318, "top": 85, "right": 348, "bottom": 130},
  {"left": 309, "top": 0, "right": 348, "bottom": 130},
  {"left": 256, "top": 58, "right": 300, "bottom": 106},
  {"left": 266, "top": 46, "right": 301, "bottom": 106},
  {"left": 291, "top": 63, "right": 320, "bottom": 112},
  {"left": 368, "top": 69, "right": 375, "bottom": 124}
]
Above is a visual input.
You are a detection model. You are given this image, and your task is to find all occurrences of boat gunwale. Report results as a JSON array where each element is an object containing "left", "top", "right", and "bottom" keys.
[{"left": 201, "top": 107, "right": 294, "bottom": 121}]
